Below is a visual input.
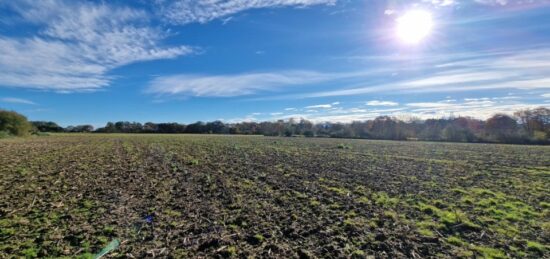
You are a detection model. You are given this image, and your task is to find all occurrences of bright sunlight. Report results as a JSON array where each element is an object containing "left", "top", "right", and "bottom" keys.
[{"left": 396, "top": 10, "right": 433, "bottom": 44}]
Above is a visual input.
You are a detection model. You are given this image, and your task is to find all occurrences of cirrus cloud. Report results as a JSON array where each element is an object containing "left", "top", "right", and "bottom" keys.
[
  {"left": 366, "top": 100, "right": 399, "bottom": 106},
  {"left": 156, "top": 0, "right": 338, "bottom": 25},
  {"left": 147, "top": 70, "right": 351, "bottom": 97},
  {"left": 0, "top": 0, "right": 192, "bottom": 92},
  {"left": 0, "top": 97, "right": 36, "bottom": 105}
]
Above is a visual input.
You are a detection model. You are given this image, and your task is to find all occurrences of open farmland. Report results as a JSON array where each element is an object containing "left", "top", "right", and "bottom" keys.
[{"left": 0, "top": 134, "right": 549, "bottom": 258}]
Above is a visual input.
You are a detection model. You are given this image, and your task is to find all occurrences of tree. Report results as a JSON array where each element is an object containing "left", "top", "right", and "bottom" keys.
[
  {"left": 295, "top": 119, "right": 314, "bottom": 136},
  {"left": 100, "top": 122, "right": 117, "bottom": 133},
  {"left": 0, "top": 110, "right": 33, "bottom": 136},
  {"left": 515, "top": 107, "right": 550, "bottom": 141},
  {"left": 439, "top": 118, "right": 477, "bottom": 142},
  {"left": 485, "top": 114, "right": 519, "bottom": 142},
  {"left": 69, "top": 125, "right": 94, "bottom": 132},
  {"left": 185, "top": 121, "right": 205, "bottom": 133},
  {"left": 205, "top": 120, "right": 227, "bottom": 134},
  {"left": 369, "top": 116, "right": 403, "bottom": 140},
  {"left": 157, "top": 123, "right": 185, "bottom": 133},
  {"left": 31, "top": 121, "right": 64, "bottom": 132},
  {"left": 143, "top": 122, "right": 159, "bottom": 133}
]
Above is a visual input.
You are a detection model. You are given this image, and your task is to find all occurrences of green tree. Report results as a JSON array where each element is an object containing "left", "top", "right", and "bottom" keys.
[
  {"left": 31, "top": 121, "right": 64, "bottom": 132},
  {"left": 0, "top": 110, "right": 33, "bottom": 137},
  {"left": 485, "top": 114, "right": 519, "bottom": 142}
]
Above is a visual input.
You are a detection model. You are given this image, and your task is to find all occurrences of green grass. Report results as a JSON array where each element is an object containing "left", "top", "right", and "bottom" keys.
[
  {"left": 447, "top": 236, "right": 467, "bottom": 246},
  {"left": 472, "top": 246, "right": 507, "bottom": 259},
  {"left": 526, "top": 241, "right": 546, "bottom": 253}
]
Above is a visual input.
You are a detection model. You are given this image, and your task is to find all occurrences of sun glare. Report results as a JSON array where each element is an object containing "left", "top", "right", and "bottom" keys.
[{"left": 396, "top": 10, "right": 433, "bottom": 44}]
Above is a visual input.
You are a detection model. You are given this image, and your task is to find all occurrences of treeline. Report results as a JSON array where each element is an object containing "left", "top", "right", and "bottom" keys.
[
  {"left": 2, "top": 107, "right": 549, "bottom": 144},
  {"left": 31, "top": 121, "right": 94, "bottom": 133}
]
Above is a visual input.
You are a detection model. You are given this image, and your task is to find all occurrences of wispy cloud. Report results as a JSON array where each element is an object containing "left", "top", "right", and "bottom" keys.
[
  {"left": 472, "top": 0, "right": 550, "bottom": 6},
  {"left": 0, "top": 0, "right": 192, "bottom": 92},
  {"left": 305, "top": 48, "right": 550, "bottom": 98},
  {"left": 265, "top": 107, "right": 408, "bottom": 123},
  {"left": 305, "top": 103, "right": 334, "bottom": 109},
  {"left": 474, "top": 0, "right": 508, "bottom": 5},
  {"left": 156, "top": 0, "right": 337, "bottom": 25},
  {"left": 0, "top": 0, "right": 346, "bottom": 93},
  {"left": 426, "top": 0, "right": 550, "bottom": 7},
  {"left": 398, "top": 95, "right": 549, "bottom": 119},
  {"left": 149, "top": 45, "right": 550, "bottom": 101},
  {"left": 147, "top": 70, "right": 358, "bottom": 97},
  {"left": 240, "top": 95, "right": 544, "bottom": 123},
  {"left": 0, "top": 97, "right": 36, "bottom": 105},
  {"left": 366, "top": 100, "right": 399, "bottom": 106},
  {"left": 406, "top": 102, "right": 454, "bottom": 108}
]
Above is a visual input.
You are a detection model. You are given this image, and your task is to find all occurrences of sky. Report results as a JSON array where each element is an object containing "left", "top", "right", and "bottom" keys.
[{"left": 0, "top": 0, "right": 549, "bottom": 127}]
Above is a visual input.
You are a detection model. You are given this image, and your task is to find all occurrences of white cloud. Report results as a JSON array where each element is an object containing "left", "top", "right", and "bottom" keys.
[
  {"left": 305, "top": 104, "right": 333, "bottom": 109},
  {"left": 147, "top": 70, "right": 339, "bottom": 97},
  {"left": 406, "top": 102, "right": 453, "bottom": 108},
  {"left": 464, "top": 97, "right": 490, "bottom": 101},
  {"left": 225, "top": 114, "right": 260, "bottom": 123},
  {"left": 156, "top": 0, "right": 337, "bottom": 25},
  {"left": 148, "top": 65, "right": 393, "bottom": 98},
  {"left": 429, "top": 0, "right": 544, "bottom": 7},
  {"left": 266, "top": 107, "right": 408, "bottom": 123},
  {"left": 348, "top": 108, "right": 367, "bottom": 113},
  {"left": 463, "top": 100, "right": 496, "bottom": 106},
  {"left": 366, "top": 100, "right": 399, "bottom": 106},
  {"left": 323, "top": 100, "right": 534, "bottom": 122},
  {"left": 254, "top": 96, "right": 545, "bottom": 123},
  {"left": 402, "top": 98, "right": 547, "bottom": 119},
  {"left": 492, "top": 96, "right": 519, "bottom": 100},
  {"left": 474, "top": 0, "right": 509, "bottom": 5},
  {"left": 542, "top": 93, "right": 550, "bottom": 98},
  {"left": 284, "top": 107, "right": 296, "bottom": 111},
  {"left": 0, "top": 97, "right": 36, "bottom": 105},
  {"left": 0, "top": 0, "right": 192, "bottom": 92},
  {"left": 305, "top": 48, "right": 550, "bottom": 98},
  {"left": 440, "top": 99, "right": 456, "bottom": 103},
  {"left": 0, "top": 0, "right": 346, "bottom": 93},
  {"left": 401, "top": 72, "right": 511, "bottom": 88}
]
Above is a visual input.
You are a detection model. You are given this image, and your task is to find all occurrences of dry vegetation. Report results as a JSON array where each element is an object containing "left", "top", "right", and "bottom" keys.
[{"left": 0, "top": 134, "right": 549, "bottom": 258}]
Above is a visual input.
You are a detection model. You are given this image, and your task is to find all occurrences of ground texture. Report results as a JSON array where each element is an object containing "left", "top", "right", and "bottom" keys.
[{"left": 0, "top": 134, "right": 549, "bottom": 258}]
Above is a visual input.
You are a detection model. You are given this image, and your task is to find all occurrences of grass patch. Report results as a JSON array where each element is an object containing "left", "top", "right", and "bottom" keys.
[
  {"left": 418, "top": 228, "right": 436, "bottom": 237},
  {"left": 472, "top": 246, "right": 507, "bottom": 259},
  {"left": 373, "top": 192, "right": 399, "bottom": 208},
  {"left": 526, "top": 241, "right": 546, "bottom": 253},
  {"left": 325, "top": 186, "right": 349, "bottom": 196},
  {"left": 447, "top": 236, "right": 467, "bottom": 246}
]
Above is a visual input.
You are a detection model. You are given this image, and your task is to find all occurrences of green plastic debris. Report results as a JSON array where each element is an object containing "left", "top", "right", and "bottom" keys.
[{"left": 93, "top": 239, "right": 120, "bottom": 259}]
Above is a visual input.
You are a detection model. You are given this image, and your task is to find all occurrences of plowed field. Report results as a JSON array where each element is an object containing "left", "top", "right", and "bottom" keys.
[{"left": 1, "top": 134, "right": 548, "bottom": 258}]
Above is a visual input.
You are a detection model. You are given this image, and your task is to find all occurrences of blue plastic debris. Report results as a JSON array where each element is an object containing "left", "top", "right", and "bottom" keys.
[{"left": 144, "top": 214, "right": 154, "bottom": 223}]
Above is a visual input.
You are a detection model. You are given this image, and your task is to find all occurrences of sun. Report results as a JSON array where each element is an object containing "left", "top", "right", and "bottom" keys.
[{"left": 396, "top": 10, "right": 433, "bottom": 44}]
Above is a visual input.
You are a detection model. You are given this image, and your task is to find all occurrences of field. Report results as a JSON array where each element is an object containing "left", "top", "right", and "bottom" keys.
[{"left": 0, "top": 134, "right": 549, "bottom": 258}]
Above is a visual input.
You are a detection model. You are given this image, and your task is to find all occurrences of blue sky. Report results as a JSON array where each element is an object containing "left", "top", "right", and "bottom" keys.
[{"left": 0, "top": 0, "right": 549, "bottom": 127}]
